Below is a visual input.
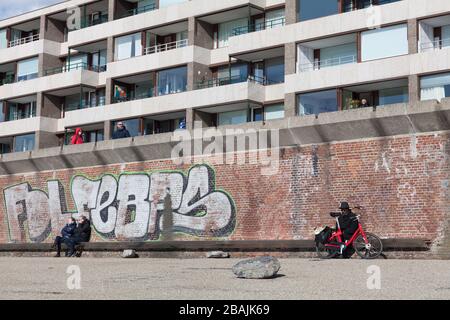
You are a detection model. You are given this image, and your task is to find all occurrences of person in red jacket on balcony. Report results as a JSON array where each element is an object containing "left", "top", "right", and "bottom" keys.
[{"left": 71, "top": 128, "right": 84, "bottom": 145}]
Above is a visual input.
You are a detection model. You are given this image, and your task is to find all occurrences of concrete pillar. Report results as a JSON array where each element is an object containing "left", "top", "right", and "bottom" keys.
[
  {"left": 107, "top": 37, "right": 114, "bottom": 63},
  {"left": 285, "top": 93, "right": 297, "bottom": 117},
  {"left": 104, "top": 120, "right": 112, "bottom": 140},
  {"left": 285, "top": 42, "right": 297, "bottom": 76},
  {"left": 41, "top": 93, "right": 63, "bottom": 118},
  {"left": 38, "top": 53, "right": 63, "bottom": 77},
  {"left": 187, "top": 62, "right": 212, "bottom": 91},
  {"left": 185, "top": 108, "right": 194, "bottom": 131},
  {"left": 36, "top": 131, "right": 60, "bottom": 149},
  {"left": 409, "top": 74, "right": 420, "bottom": 105},
  {"left": 41, "top": 15, "right": 65, "bottom": 42},
  {"left": 285, "top": 0, "right": 298, "bottom": 25},
  {"left": 189, "top": 17, "right": 215, "bottom": 49},
  {"left": 105, "top": 78, "right": 114, "bottom": 105},
  {"left": 408, "top": 19, "right": 418, "bottom": 54},
  {"left": 108, "top": 0, "right": 116, "bottom": 21}
]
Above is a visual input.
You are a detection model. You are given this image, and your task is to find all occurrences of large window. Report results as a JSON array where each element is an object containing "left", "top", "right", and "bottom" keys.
[
  {"left": 218, "top": 110, "right": 248, "bottom": 126},
  {"left": 361, "top": 24, "right": 408, "bottom": 61},
  {"left": 265, "top": 104, "right": 285, "bottom": 120},
  {"left": 17, "top": 57, "right": 39, "bottom": 81},
  {"left": 112, "top": 119, "right": 140, "bottom": 137},
  {"left": 218, "top": 63, "right": 248, "bottom": 83},
  {"left": 298, "top": 0, "right": 339, "bottom": 22},
  {"left": 265, "top": 57, "right": 285, "bottom": 84},
  {"left": 379, "top": 87, "right": 408, "bottom": 105},
  {"left": 14, "top": 133, "right": 35, "bottom": 152},
  {"left": 157, "top": 66, "right": 187, "bottom": 96},
  {"left": 421, "top": 72, "right": 450, "bottom": 102},
  {"left": 216, "top": 18, "right": 248, "bottom": 48},
  {"left": 115, "top": 33, "right": 142, "bottom": 61},
  {"left": 298, "top": 90, "right": 338, "bottom": 115}
]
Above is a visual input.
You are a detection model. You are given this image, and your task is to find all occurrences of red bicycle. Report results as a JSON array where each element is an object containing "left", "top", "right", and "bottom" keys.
[{"left": 315, "top": 208, "right": 383, "bottom": 259}]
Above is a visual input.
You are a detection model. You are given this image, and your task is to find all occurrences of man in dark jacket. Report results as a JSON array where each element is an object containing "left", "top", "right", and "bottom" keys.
[
  {"left": 337, "top": 202, "right": 359, "bottom": 258},
  {"left": 112, "top": 122, "right": 131, "bottom": 140},
  {"left": 52, "top": 217, "right": 77, "bottom": 257},
  {"left": 67, "top": 216, "right": 92, "bottom": 257}
]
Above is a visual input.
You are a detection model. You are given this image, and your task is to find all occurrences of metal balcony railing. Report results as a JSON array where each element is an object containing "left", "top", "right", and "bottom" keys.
[
  {"left": 44, "top": 62, "right": 106, "bottom": 76},
  {"left": 299, "top": 55, "right": 357, "bottom": 72},
  {"left": 144, "top": 39, "right": 188, "bottom": 55},
  {"left": 420, "top": 38, "right": 450, "bottom": 53},
  {"left": 195, "top": 74, "right": 281, "bottom": 89},
  {"left": 113, "top": 91, "right": 154, "bottom": 104},
  {"left": 8, "top": 110, "right": 36, "bottom": 121},
  {"left": 0, "top": 76, "right": 15, "bottom": 86},
  {"left": 232, "top": 17, "right": 286, "bottom": 36},
  {"left": 124, "top": 4, "right": 157, "bottom": 17},
  {"left": 8, "top": 34, "right": 40, "bottom": 48}
]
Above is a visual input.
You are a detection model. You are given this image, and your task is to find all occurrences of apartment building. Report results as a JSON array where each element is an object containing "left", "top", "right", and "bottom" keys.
[{"left": 0, "top": 0, "right": 449, "bottom": 154}]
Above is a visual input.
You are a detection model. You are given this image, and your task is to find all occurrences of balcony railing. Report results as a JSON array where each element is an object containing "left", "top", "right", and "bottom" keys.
[
  {"left": 8, "top": 110, "right": 36, "bottom": 121},
  {"left": 232, "top": 17, "right": 286, "bottom": 36},
  {"left": 68, "top": 13, "right": 108, "bottom": 32},
  {"left": 113, "top": 91, "right": 154, "bottom": 104},
  {"left": 195, "top": 74, "right": 280, "bottom": 89},
  {"left": 299, "top": 55, "right": 357, "bottom": 72},
  {"left": 144, "top": 39, "right": 188, "bottom": 55},
  {"left": 124, "top": 4, "right": 157, "bottom": 17},
  {"left": 0, "top": 76, "right": 15, "bottom": 86},
  {"left": 8, "top": 34, "right": 40, "bottom": 48},
  {"left": 44, "top": 63, "right": 106, "bottom": 76},
  {"left": 420, "top": 38, "right": 450, "bottom": 53}
]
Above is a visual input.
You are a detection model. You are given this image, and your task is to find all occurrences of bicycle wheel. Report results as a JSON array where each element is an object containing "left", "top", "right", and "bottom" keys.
[
  {"left": 353, "top": 233, "right": 383, "bottom": 259},
  {"left": 316, "top": 242, "right": 339, "bottom": 259}
]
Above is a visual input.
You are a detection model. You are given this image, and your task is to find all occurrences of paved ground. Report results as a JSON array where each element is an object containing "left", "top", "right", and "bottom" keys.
[{"left": 0, "top": 257, "right": 449, "bottom": 300}]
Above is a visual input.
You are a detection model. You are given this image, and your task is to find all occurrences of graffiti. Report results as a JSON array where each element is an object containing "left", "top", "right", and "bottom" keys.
[{"left": 3, "top": 164, "right": 236, "bottom": 243}]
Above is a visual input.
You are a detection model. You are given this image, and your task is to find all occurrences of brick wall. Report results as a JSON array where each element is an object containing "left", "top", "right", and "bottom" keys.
[{"left": 0, "top": 132, "right": 449, "bottom": 249}]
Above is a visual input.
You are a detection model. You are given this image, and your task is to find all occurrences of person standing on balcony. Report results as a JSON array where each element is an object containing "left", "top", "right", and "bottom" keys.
[
  {"left": 360, "top": 99, "right": 369, "bottom": 109},
  {"left": 112, "top": 122, "right": 131, "bottom": 140},
  {"left": 71, "top": 128, "right": 84, "bottom": 145}
]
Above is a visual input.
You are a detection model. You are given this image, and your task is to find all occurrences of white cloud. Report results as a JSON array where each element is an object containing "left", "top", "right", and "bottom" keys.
[{"left": 0, "top": 0, "right": 65, "bottom": 21}]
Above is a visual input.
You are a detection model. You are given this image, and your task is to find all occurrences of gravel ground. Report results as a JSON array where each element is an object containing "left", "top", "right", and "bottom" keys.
[{"left": 0, "top": 257, "right": 449, "bottom": 300}]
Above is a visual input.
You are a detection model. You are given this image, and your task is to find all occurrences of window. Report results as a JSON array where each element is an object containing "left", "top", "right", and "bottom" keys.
[
  {"left": 420, "top": 72, "right": 450, "bottom": 102},
  {"left": 379, "top": 87, "right": 408, "bottom": 105},
  {"left": 8, "top": 101, "right": 36, "bottom": 121},
  {"left": 298, "top": 90, "right": 338, "bottom": 115},
  {"left": 298, "top": 0, "right": 339, "bottom": 22},
  {"left": 112, "top": 119, "right": 140, "bottom": 137},
  {"left": 157, "top": 66, "right": 187, "bottom": 96},
  {"left": 0, "top": 29, "right": 7, "bottom": 49},
  {"left": 115, "top": 33, "right": 142, "bottom": 61},
  {"left": 218, "top": 110, "right": 248, "bottom": 126},
  {"left": 361, "top": 24, "right": 408, "bottom": 61},
  {"left": 17, "top": 57, "right": 38, "bottom": 81},
  {"left": 252, "top": 107, "right": 263, "bottom": 122},
  {"left": 66, "top": 54, "right": 88, "bottom": 71},
  {"left": 265, "top": 9, "right": 285, "bottom": 29},
  {"left": 0, "top": 102, "right": 4, "bottom": 122},
  {"left": 265, "top": 104, "right": 285, "bottom": 120},
  {"left": 319, "top": 43, "right": 357, "bottom": 68},
  {"left": 14, "top": 134, "right": 35, "bottom": 152},
  {"left": 265, "top": 57, "right": 285, "bottom": 84},
  {"left": 159, "top": 0, "right": 187, "bottom": 8},
  {"left": 218, "top": 64, "right": 248, "bottom": 83},
  {"left": 217, "top": 18, "right": 248, "bottom": 48}
]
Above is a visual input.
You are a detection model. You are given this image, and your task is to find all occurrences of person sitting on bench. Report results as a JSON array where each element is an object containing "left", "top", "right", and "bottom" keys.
[
  {"left": 52, "top": 217, "right": 77, "bottom": 257},
  {"left": 67, "top": 216, "right": 92, "bottom": 257}
]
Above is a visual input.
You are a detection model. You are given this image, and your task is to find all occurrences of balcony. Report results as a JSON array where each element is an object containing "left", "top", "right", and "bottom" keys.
[
  {"left": 419, "top": 14, "right": 450, "bottom": 53},
  {"left": 232, "top": 17, "right": 286, "bottom": 36},
  {"left": 144, "top": 39, "right": 188, "bottom": 55},
  {"left": 299, "top": 55, "right": 357, "bottom": 72},
  {"left": 8, "top": 34, "right": 40, "bottom": 48},
  {"left": 44, "top": 62, "right": 105, "bottom": 77},
  {"left": 123, "top": 3, "right": 157, "bottom": 18},
  {"left": 78, "top": 13, "right": 109, "bottom": 30},
  {"left": 420, "top": 38, "right": 450, "bottom": 53}
]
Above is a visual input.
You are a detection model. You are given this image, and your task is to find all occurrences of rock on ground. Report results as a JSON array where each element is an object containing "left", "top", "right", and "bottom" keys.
[
  {"left": 232, "top": 256, "right": 281, "bottom": 279},
  {"left": 207, "top": 251, "right": 230, "bottom": 258},
  {"left": 121, "top": 250, "right": 139, "bottom": 258}
]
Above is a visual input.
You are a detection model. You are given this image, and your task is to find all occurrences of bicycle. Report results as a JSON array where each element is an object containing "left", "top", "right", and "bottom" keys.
[{"left": 315, "top": 207, "right": 383, "bottom": 259}]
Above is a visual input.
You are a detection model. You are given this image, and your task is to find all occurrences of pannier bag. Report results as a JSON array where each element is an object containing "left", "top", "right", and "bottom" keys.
[{"left": 314, "top": 226, "right": 332, "bottom": 244}]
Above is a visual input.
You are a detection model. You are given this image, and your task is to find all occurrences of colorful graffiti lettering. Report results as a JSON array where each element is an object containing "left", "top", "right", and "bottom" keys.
[{"left": 3, "top": 164, "right": 236, "bottom": 243}]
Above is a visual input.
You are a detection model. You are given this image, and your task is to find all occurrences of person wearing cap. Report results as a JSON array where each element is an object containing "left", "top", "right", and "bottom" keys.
[{"left": 337, "top": 202, "right": 359, "bottom": 242}]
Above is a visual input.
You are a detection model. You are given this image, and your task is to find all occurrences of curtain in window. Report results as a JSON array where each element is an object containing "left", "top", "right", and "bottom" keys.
[
  {"left": 421, "top": 72, "right": 450, "bottom": 101},
  {"left": 158, "top": 67, "right": 187, "bottom": 95},
  {"left": 17, "top": 57, "right": 38, "bottom": 81},
  {"left": 421, "top": 87, "right": 446, "bottom": 101},
  {"left": 265, "top": 104, "right": 284, "bottom": 120},
  {"left": 218, "top": 18, "right": 248, "bottom": 48},
  {"left": 14, "top": 134, "right": 35, "bottom": 152}
]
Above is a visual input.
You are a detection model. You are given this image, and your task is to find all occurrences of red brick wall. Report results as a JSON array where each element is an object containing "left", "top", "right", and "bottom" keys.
[{"left": 0, "top": 133, "right": 448, "bottom": 244}]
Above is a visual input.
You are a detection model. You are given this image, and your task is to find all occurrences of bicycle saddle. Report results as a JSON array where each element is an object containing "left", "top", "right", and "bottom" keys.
[{"left": 330, "top": 212, "right": 341, "bottom": 218}]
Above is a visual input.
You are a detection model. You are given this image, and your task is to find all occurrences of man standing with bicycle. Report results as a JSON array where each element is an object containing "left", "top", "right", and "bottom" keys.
[{"left": 337, "top": 202, "right": 359, "bottom": 258}]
